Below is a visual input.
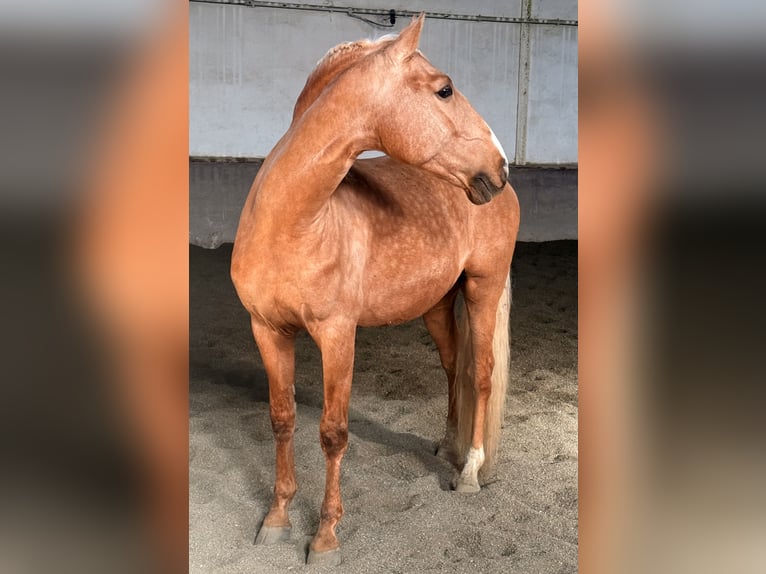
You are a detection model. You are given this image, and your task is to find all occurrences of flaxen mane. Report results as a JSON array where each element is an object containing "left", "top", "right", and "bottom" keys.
[{"left": 292, "top": 37, "right": 395, "bottom": 122}]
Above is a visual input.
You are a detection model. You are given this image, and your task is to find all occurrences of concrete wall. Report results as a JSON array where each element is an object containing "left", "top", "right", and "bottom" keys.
[
  {"left": 190, "top": 160, "right": 576, "bottom": 248},
  {"left": 189, "top": 1, "right": 578, "bottom": 244}
]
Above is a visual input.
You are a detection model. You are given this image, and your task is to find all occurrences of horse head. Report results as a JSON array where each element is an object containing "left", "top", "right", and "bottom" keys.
[{"left": 366, "top": 14, "right": 509, "bottom": 205}]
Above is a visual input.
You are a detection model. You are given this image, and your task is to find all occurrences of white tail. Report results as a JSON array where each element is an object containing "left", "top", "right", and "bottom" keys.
[{"left": 453, "top": 272, "right": 511, "bottom": 483}]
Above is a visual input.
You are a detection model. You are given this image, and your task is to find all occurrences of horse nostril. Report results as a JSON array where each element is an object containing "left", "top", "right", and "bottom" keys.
[{"left": 500, "top": 160, "right": 508, "bottom": 185}]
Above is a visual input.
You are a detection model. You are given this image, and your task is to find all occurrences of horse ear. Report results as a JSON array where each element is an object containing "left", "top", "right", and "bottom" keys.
[{"left": 389, "top": 13, "right": 425, "bottom": 62}]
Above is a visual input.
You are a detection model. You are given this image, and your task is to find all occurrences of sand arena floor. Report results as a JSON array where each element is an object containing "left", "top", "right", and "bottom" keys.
[{"left": 190, "top": 241, "right": 577, "bottom": 573}]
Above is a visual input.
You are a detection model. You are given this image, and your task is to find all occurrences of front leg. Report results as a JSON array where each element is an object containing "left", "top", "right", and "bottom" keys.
[
  {"left": 306, "top": 320, "right": 356, "bottom": 566},
  {"left": 250, "top": 319, "right": 297, "bottom": 544},
  {"left": 423, "top": 292, "right": 460, "bottom": 465}
]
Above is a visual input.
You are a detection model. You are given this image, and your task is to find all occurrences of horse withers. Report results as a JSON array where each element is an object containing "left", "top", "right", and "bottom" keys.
[{"left": 230, "top": 14, "right": 519, "bottom": 566}]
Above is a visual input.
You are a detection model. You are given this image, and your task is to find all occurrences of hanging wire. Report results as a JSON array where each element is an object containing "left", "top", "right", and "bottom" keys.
[
  {"left": 193, "top": 1, "right": 578, "bottom": 28},
  {"left": 345, "top": 8, "right": 396, "bottom": 29}
]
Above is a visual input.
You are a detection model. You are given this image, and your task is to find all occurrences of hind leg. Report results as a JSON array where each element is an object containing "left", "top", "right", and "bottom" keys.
[
  {"left": 423, "top": 288, "right": 460, "bottom": 465},
  {"left": 250, "top": 319, "right": 297, "bottom": 544},
  {"left": 455, "top": 275, "right": 504, "bottom": 493}
]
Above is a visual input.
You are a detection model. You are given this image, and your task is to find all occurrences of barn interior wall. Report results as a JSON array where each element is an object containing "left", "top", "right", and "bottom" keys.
[{"left": 189, "top": 1, "right": 578, "bottom": 245}]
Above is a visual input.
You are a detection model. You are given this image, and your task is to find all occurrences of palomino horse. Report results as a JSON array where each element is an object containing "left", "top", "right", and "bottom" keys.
[{"left": 231, "top": 14, "right": 519, "bottom": 566}]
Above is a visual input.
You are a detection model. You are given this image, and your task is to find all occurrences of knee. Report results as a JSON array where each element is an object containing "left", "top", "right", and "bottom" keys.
[
  {"left": 319, "top": 421, "right": 348, "bottom": 457},
  {"left": 271, "top": 413, "right": 295, "bottom": 441}
]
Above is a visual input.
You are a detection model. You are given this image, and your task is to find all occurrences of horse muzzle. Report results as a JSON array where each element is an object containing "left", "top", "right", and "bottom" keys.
[{"left": 467, "top": 170, "right": 506, "bottom": 205}]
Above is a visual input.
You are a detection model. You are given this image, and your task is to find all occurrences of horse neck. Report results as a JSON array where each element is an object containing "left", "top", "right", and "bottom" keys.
[
  {"left": 291, "top": 39, "right": 391, "bottom": 123},
  {"left": 254, "top": 89, "right": 377, "bottom": 227}
]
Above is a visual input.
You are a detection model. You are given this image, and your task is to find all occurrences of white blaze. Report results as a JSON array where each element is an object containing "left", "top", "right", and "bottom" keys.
[{"left": 488, "top": 124, "right": 509, "bottom": 179}]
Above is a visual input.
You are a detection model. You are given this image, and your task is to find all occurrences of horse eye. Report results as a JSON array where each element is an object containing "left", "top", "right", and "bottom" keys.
[{"left": 436, "top": 85, "right": 453, "bottom": 99}]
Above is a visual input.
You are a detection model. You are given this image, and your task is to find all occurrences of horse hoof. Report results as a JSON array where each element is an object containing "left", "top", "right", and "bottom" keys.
[
  {"left": 435, "top": 444, "right": 451, "bottom": 460},
  {"left": 455, "top": 481, "right": 481, "bottom": 493},
  {"left": 436, "top": 443, "right": 458, "bottom": 466},
  {"left": 306, "top": 547, "right": 342, "bottom": 567},
  {"left": 254, "top": 525, "right": 292, "bottom": 545},
  {"left": 453, "top": 476, "right": 481, "bottom": 494}
]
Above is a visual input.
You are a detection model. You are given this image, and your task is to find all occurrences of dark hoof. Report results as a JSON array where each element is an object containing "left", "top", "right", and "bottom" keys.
[
  {"left": 254, "top": 525, "right": 292, "bottom": 545},
  {"left": 435, "top": 443, "right": 458, "bottom": 466},
  {"left": 435, "top": 444, "right": 451, "bottom": 459},
  {"left": 306, "top": 547, "right": 342, "bottom": 567}
]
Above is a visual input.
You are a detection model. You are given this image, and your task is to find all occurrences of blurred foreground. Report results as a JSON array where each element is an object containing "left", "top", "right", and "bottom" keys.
[
  {"left": 0, "top": 2, "right": 187, "bottom": 573},
  {"left": 580, "top": 1, "right": 766, "bottom": 573}
]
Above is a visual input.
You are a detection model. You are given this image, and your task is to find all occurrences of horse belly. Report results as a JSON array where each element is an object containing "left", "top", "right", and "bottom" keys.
[{"left": 357, "top": 255, "right": 462, "bottom": 326}]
